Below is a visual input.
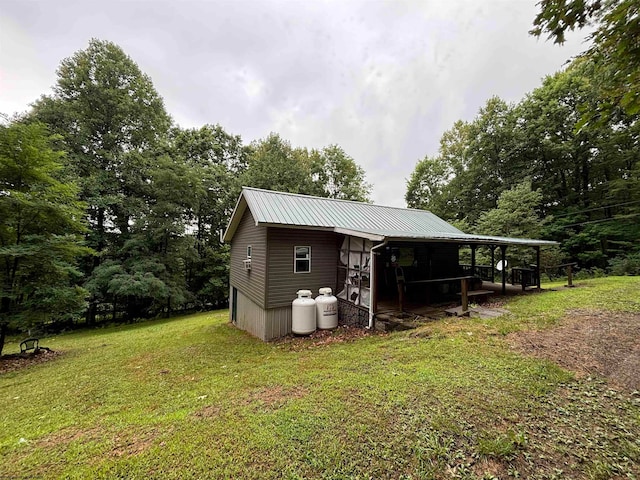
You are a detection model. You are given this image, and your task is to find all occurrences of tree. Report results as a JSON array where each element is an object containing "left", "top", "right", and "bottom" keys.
[
  {"left": 461, "top": 97, "right": 522, "bottom": 221},
  {"left": 532, "top": 0, "right": 640, "bottom": 118},
  {"left": 405, "top": 99, "right": 521, "bottom": 224},
  {"left": 517, "top": 60, "right": 640, "bottom": 266},
  {"left": 308, "top": 145, "right": 371, "bottom": 202},
  {"left": 166, "top": 125, "right": 249, "bottom": 308},
  {"left": 475, "top": 181, "right": 545, "bottom": 239},
  {"left": 241, "top": 133, "right": 314, "bottom": 194},
  {"left": 0, "top": 122, "right": 89, "bottom": 355},
  {"left": 516, "top": 62, "right": 596, "bottom": 210},
  {"left": 241, "top": 133, "right": 371, "bottom": 202},
  {"left": 474, "top": 181, "right": 549, "bottom": 266},
  {"left": 405, "top": 155, "right": 451, "bottom": 216},
  {"left": 30, "top": 39, "right": 171, "bottom": 324}
]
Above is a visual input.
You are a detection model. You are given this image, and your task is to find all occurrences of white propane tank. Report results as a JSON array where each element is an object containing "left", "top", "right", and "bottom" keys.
[
  {"left": 292, "top": 290, "right": 316, "bottom": 335},
  {"left": 316, "top": 287, "right": 338, "bottom": 329}
]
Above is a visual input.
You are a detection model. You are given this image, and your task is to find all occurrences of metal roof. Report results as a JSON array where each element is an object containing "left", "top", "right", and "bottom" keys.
[{"left": 223, "top": 187, "right": 557, "bottom": 247}]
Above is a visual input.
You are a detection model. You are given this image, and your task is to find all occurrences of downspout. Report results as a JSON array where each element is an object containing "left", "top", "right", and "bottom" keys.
[{"left": 368, "top": 239, "right": 388, "bottom": 329}]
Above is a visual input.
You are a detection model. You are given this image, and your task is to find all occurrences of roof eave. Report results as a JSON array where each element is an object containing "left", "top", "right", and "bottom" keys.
[
  {"left": 333, "top": 227, "right": 385, "bottom": 242},
  {"left": 384, "top": 234, "right": 558, "bottom": 247},
  {"left": 222, "top": 193, "right": 248, "bottom": 243}
]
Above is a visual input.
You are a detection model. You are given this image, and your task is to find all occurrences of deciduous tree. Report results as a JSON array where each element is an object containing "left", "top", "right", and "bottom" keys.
[
  {"left": 31, "top": 39, "right": 171, "bottom": 324},
  {"left": 0, "top": 121, "right": 89, "bottom": 355}
]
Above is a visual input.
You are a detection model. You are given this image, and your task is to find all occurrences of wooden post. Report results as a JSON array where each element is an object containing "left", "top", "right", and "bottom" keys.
[
  {"left": 535, "top": 246, "right": 541, "bottom": 290},
  {"left": 460, "top": 277, "right": 469, "bottom": 315},
  {"left": 500, "top": 245, "right": 507, "bottom": 295},
  {"left": 567, "top": 264, "right": 574, "bottom": 287},
  {"left": 398, "top": 279, "right": 405, "bottom": 312},
  {"left": 491, "top": 246, "right": 495, "bottom": 283},
  {"left": 471, "top": 245, "right": 476, "bottom": 277}
]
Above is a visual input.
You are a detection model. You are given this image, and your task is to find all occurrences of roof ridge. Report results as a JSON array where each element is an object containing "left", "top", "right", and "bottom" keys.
[{"left": 240, "top": 186, "right": 436, "bottom": 214}]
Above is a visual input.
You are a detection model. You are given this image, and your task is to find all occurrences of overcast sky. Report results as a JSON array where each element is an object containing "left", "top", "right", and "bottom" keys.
[{"left": 1, "top": 0, "right": 587, "bottom": 207}]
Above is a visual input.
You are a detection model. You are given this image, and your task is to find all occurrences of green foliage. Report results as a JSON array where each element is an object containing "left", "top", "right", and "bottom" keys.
[
  {"left": 473, "top": 182, "right": 546, "bottom": 266},
  {"left": 405, "top": 155, "right": 451, "bottom": 215},
  {"left": 7, "top": 34, "right": 392, "bottom": 339},
  {"left": 308, "top": 144, "right": 371, "bottom": 202},
  {"left": 0, "top": 121, "right": 90, "bottom": 354},
  {"left": 242, "top": 133, "right": 371, "bottom": 202},
  {"left": 30, "top": 38, "right": 172, "bottom": 324},
  {"left": 475, "top": 181, "right": 544, "bottom": 239},
  {"left": 242, "top": 133, "right": 314, "bottom": 194},
  {"left": 608, "top": 252, "right": 640, "bottom": 275},
  {"left": 164, "top": 124, "right": 248, "bottom": 308},
  {"left": 477, "top": 430, "right": 527, "bottom": 459},
  {"left": 532, "top": 0, "right": 640, "bottom": 120},
  {"left": 406, "top": 58, "right": 639, "bottom": 270}
]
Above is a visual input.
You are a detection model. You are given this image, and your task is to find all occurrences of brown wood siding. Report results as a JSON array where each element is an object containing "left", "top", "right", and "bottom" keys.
[
  {"left": 266, "top": 228, "right": 340, "bottom": 308},
  {"left": 230, "top": 209, "right": 267, "bottom": 308},
  {"left": 234, "top": 289, "right": 267, "bottom": 340}
]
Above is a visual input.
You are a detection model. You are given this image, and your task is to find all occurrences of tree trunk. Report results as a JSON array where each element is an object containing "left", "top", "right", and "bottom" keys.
[
  {"left": 85, "top": 207, "right": 106, "bottom": 327},
  {"left": 86, "top": 301, "right": 97, "bottom": 327},
  {"left": 0, "top": 322, "right": 7, "bottom": 357}
]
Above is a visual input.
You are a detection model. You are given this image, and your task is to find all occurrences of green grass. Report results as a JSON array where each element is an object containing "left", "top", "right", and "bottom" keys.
[{"left": 1, "top": 276, "right": 639, "bottom": 479}]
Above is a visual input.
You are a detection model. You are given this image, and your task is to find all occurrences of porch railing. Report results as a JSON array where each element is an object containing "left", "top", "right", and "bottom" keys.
[
  {"left": 459, "top": 264, "right": 493, "bottom": 281},
  {"left": 511, "top": 266, "right": 539, "bottom": 289}
]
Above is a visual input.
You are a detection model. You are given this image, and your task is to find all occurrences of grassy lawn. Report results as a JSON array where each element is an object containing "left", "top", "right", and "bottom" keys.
[{"left": 1, "top": 277, "right": 639, "bottom": 479}]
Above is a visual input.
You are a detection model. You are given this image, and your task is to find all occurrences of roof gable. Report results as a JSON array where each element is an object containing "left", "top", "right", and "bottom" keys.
[{"left": 223, "top": 187, "right": 462, "bottom": 242}]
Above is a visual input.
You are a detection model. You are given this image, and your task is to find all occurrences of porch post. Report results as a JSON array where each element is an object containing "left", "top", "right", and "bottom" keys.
[
  {"left": 535, "top": 246, "right": 541, "bottom": 290},
  {"left": 491, "top": 246, "right": 495, "bottom": 283},
  {"left": 460, "top": 277, "right": 469, "bottom": 315},
  {"left": 371, "top": 253, "right": 379, "bottom": 314},
  {"left": 470, "top": 244, "right": 476, "bottom": 276},
  {"left": 500, "top": 245, "right": 507, "bottom": 295}
]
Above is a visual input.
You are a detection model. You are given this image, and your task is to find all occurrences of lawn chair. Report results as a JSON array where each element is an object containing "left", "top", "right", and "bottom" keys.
[{"left": 20, "top": 338, "right": 39, "bottom": 353}]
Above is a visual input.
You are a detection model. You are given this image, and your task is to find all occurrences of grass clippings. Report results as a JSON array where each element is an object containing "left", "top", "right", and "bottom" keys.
[
  {"left": 509, "top": 309, "right": 640, "bottom": 391},
  {"left": 0, "top": 348, "right": 62, "bottom": 374}
]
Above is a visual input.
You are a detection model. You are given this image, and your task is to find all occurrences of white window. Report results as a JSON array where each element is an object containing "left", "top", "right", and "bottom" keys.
[
  {"left": 294, "top": 246, "right": 311, "bottom": 273},
  {"left": 246, "top": 245, "right": 252, "bottom": 259}
]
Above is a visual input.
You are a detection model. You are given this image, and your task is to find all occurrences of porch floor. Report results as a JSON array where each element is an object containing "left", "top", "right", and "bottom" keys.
[{"left": 374, "top": 281, "right": 541, "bottom": 331}]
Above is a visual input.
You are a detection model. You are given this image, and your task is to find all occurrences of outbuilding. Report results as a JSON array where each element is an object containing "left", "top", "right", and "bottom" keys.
[{"left": 223, "top": 187, "right": 555, "bottom": 341}]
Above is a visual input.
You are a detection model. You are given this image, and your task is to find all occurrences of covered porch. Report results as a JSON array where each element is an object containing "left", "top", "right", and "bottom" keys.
[{"left": 335, "top": 233, "right": 556, "bottom": 329}]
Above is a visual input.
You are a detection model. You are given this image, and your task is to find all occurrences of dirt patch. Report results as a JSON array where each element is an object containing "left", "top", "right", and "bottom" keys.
[
  {"left": 41, "top": 426, "right": 158, "bottom": 459},
  {"left": 109, "top": 432, "right": 155, "bottom": 458},
  {"left": 0, "top": 349, "right": 63, "bottom": 374},
  {"left": 245, "top": 385, "right": 309, "bottom": 409},
  {"left": 508, "top": 309, "right": 640, "bottom": 391},
  {"left": 275, "top": 325, "right": 382, "bottom": 351},
  {"left": 193, "top": 404, "right": 222, "bottom": 419},
  {"left": 38, "top": 426, "right": 104, "bottom": 449},
  {"left": 194, "top": 386, "right": 309, "bottom": 417}
]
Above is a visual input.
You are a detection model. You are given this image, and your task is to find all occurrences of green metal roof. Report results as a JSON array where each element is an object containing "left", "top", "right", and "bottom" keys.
[{"left": 223, "top": 187, "right": 557, "bottom": 247}]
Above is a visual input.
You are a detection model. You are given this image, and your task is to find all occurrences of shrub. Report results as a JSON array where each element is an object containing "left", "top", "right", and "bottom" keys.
[{"left": 608, "top": 253, "right": 640, "bottom": 276}]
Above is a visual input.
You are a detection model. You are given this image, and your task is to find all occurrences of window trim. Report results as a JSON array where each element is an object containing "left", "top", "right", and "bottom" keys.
[{"left": 294, "top": 246, "right": 311, "bottom": 274}]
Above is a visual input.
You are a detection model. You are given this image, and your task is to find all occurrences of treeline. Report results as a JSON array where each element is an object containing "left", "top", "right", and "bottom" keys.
[
  {"left": 406, "top": 0, "right": 640, "bottom": 272},
  {"left": 0, "top": 40, "right": 370, "bottom": 354},
  {"left": 406, "top": 60, "right": 639, "bottom": 272}
]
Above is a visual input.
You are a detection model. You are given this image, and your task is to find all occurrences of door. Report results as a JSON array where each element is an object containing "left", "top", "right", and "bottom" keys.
[{"left": 231, "top": 287, "right": 238, "bottom": 324}]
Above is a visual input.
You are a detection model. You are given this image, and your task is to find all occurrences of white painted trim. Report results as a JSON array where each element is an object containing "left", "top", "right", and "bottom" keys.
[{"left": 294, "top": 245, "right": 311, "bottom": 273}]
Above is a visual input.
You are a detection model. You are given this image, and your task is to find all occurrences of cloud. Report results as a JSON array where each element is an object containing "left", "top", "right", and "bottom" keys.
[{"left": 0, "top": 0, "right": 588, "bottom": 207}]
